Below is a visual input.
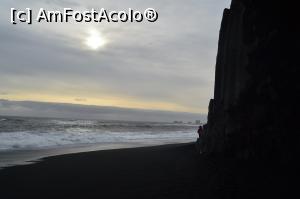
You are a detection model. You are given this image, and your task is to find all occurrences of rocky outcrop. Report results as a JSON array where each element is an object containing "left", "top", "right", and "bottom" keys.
[{"left": 202, "top": 0, "right": 298, "bottom": 162}]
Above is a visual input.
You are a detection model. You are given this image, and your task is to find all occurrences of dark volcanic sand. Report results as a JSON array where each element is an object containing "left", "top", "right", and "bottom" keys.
[
  {"left": 0, "top": 143, "right": 213, "bottom": 199},
  {"left": 0, "top": 143, "right": 287, "bottom": 199}
]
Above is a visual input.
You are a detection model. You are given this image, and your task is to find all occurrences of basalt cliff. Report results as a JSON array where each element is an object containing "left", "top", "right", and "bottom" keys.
[
  {"left": 199, "top": 1, "right": 298, "bottom": 197},
  {"left": 202, "top": 0, "right": 298, "bottom": 162}
]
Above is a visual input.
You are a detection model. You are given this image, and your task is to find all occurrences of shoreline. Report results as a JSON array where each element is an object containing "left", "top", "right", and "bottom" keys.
[
  {"left": 0, "top": 142, "right": 288, "bottom": 199},
  {"left": 0, "top": 140, "right": 196, "bottom": 169},
  {"left": 0, "top": 143, "right": 211, "bottom": 199}
]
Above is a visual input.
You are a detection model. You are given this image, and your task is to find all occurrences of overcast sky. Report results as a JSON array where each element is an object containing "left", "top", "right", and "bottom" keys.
[{"left": 0, "top": 0, "right": 230, "bottom": 117}]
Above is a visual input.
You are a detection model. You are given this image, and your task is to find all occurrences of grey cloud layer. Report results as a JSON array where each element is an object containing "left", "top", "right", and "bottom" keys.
[{"left": 0, "top": 0, "right": 230, "bottom": 113}]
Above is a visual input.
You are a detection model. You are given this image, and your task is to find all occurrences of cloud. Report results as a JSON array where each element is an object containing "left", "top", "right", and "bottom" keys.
[
  {"left": 0, "top": 0, "right": 231, "bottom": 113},
  {"left": 0, "top": 92, "right": 9, "bottom": 95},
  {"left": 74, "top": 98, "right": 87, "bottom": 102}
]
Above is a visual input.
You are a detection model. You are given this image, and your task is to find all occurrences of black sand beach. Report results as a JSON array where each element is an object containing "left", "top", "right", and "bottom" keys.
[
  {"left": 0, "top": 143, "right": 288, "bottom": 199},
  {"left": 0, "top": 143, "right": 210, "bottom": 199}
]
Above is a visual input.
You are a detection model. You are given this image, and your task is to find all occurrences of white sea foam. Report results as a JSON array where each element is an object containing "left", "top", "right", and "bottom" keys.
[
  {"left": 0, "top": 129, "right": 197, "bottom": 151},
  {"left": 50, "top": 119, "right": 97, "bottom": 125}
]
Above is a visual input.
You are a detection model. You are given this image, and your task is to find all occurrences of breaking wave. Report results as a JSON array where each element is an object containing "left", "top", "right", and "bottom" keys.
[{"left": 0, "top": 129, "right": 197, "bottom": 151}]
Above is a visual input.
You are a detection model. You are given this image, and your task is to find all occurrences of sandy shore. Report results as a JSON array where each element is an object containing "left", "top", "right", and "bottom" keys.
[
  {"left": 0, "top": 143, "right": 213, "bottom": 198},
  {"left": 0, "top": 143, "right": 287, "bottom": 199}
]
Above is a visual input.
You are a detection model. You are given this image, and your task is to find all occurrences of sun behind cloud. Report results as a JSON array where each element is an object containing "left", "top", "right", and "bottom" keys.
[{"left": 84, "top": 30, "right": 107, "bottom": 50}]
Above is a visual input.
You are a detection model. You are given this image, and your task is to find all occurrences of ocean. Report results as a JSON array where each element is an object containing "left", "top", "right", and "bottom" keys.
[{"left": 0, "top": 116, "right": 198, "bottom": 168}]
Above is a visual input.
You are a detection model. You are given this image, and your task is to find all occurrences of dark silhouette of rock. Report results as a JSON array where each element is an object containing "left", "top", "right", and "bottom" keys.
[
  {"left": 203, "top": 0, "right": 298, "bottom": 161},
  {"left": 200, "top": 1, "right": 298, "bottom": 197}
]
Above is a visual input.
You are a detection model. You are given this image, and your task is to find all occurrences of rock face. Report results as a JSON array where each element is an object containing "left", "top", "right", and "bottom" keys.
[{"left": 203, "top": 0, "right": 298, "bottom": 162}]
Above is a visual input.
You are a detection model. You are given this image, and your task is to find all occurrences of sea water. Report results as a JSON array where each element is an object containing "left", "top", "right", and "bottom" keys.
[{"left": 0, "top": 116, "right": 198, "bottom": 168}]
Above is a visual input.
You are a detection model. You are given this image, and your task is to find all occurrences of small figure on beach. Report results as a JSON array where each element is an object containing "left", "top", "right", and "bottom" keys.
[
  {"left": 197, "top": 125, "right": 203, "bottom": 138},
  {"left": 196, "top": 125, "right": 204, "bottom": 154}
]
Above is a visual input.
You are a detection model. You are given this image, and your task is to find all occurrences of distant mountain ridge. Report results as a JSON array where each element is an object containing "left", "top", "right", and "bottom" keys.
[{"left": 0, "top": 99, "right": 206, "bottom": 123}]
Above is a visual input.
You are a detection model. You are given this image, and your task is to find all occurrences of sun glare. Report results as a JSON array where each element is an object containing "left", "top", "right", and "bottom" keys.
[{"left": 85, "top": 30, "right": 106, "bottom": 50}]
